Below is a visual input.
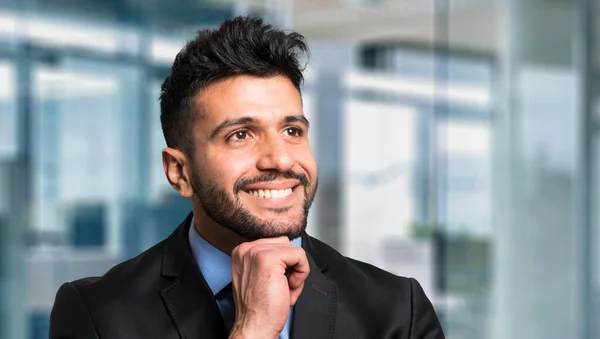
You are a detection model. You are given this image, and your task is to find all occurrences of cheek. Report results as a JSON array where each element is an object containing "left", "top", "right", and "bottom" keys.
[
  {"left": 210, "top": 151, "right": 256, "bottom": 186},
  {"left": 296, "top": 147, "right": 318, "bottom": 180}
]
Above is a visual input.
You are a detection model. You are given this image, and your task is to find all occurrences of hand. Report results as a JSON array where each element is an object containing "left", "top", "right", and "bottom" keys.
[{"left": 228, "top": 237, "right": 310, "bottom": 339}]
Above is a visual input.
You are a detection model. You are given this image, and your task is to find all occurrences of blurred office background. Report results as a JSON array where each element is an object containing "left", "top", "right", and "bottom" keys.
[{"left": 0, "top": 0, "right": 598, "bottom": 338}]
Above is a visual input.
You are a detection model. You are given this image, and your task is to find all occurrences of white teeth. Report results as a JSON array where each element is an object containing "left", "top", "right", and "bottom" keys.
[{"left": 246, "top": 188, "right": 294, "bottom": 199}]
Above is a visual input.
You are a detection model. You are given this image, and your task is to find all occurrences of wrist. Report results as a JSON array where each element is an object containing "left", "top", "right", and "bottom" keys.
[{"left": 228, "top": 322, "right": 280, "bottom": 339}]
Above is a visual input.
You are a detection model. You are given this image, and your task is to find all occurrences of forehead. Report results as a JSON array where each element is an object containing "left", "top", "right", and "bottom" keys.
[{"left": 194, "top": 75, "right": 303, "bottom": 125}]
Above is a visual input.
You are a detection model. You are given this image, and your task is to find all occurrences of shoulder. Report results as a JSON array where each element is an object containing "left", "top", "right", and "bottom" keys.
[
  {"left": 64, "top": 239, "right": 169, "bottom": 307},
  {"left": 306, "top": 235, "right": 412, "bottom": 292},
  {"left": 50, "top": 239, "right": 178, "bottom": 338},
  {"left": 305, "top": 235, "right": 446, "bottom": 338}
]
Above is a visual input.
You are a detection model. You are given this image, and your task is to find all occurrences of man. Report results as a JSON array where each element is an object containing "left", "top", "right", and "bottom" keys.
[{"left": 50, "top": 16, "right": 445, "bottom": 339}]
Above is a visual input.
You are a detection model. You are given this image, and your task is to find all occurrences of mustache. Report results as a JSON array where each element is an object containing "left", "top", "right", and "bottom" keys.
[{"left": 234, "top": 170, "right": 310, "bottom": 193}]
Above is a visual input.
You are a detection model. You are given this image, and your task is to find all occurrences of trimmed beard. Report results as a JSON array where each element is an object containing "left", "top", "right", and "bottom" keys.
[{"left": 189, "top": 166, "right": 317, "bottom": 240}]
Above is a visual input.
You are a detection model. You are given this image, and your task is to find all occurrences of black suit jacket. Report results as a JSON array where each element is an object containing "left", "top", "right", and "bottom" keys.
[{"left": 50, "top": 213, "right": 445, "bottom": 339}]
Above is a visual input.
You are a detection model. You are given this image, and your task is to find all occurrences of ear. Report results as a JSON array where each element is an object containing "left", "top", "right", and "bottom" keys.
[{"left": 162, "top": 148, "right": 195, "bottom": 199}]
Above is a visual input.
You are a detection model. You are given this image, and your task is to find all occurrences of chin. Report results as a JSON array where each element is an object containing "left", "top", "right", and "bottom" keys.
[
  {"left": 246, "top": 201, "right": 300, "bottom": 217},
  {"left": 255, "top": 217, "right": 306, "bottom": 239}
]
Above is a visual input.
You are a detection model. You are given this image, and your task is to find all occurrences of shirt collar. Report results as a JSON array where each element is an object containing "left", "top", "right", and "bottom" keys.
[{"left": 188, "top": 216, "right": 303, "bottom": 296}]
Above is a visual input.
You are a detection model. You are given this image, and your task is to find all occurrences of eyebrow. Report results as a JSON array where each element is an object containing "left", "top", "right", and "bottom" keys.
[
  {"left": 209, "top": 116, "right": 257, "bottom": 140},
  {"left": 284, "top": 115, "right": 310, "bottom": 130},
  {"left": 209, "top": 115, "right": 310, "bottom": 140}
]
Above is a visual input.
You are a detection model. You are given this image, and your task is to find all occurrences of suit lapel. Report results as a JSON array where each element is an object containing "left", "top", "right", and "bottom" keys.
[
  {"left": 291, "top": 234, "right": 337, "bottom": 339},
  {"left": 159, "top": 213, "right": 228, "bottom": 339}
]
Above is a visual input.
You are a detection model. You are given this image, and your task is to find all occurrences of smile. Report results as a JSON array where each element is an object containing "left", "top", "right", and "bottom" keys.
[{"left": 244, "top": 187, "right": 294, "bottom": 199}]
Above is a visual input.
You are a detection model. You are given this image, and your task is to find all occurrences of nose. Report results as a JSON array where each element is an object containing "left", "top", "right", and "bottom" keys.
[{"left": 255, "top": 134, "right": 295, "bottom": 173}]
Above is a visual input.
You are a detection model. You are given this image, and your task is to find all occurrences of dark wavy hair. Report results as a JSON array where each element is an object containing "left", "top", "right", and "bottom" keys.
[{"left": 159, "top": 16, "right": 309, "bottom": 156}]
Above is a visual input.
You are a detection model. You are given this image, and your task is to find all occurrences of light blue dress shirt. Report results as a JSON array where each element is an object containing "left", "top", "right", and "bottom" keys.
[{"left": 189, "top": 217, "right": 301, "bottom": 338}]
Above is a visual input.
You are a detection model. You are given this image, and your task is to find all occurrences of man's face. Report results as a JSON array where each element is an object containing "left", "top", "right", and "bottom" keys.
[{"left": 189, "top": 75, "right": 318, "bottom": 240}]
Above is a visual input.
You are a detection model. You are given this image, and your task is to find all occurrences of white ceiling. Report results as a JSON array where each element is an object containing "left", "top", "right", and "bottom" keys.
[
  {"left": 291, "top": 0, "right": 498, "bottom": 53},
  {"left": 210, "top": 0, "right": 499, "bottom": 53}
]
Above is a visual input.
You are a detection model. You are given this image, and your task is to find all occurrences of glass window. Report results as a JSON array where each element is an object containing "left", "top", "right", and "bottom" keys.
[{"left": 0, "top": 60, "right": 16, "bottom": 161}]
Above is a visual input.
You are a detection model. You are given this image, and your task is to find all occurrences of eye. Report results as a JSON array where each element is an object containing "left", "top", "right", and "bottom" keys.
[
  {"left": 283, "top": 127, "right": 303, "bottom": 137},
  {"left": 228, "top": 130, "right": 250, "bottom": 141}
]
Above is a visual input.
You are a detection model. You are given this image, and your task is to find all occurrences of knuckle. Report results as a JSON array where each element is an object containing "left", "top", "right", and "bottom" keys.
[
  {"left": 254, "top": 250, "right": 271, "bottom": 266},
  {"left": 294, "top": 247, "right": 306, "bottom": 257},
  {"left": 235, "top": 242, "right": 251, "bottom": 256},
  {"left": 247, "top": 245, "right": 261, "bottom": 258},
  {"left": 232, "top": 243, "right": 251, "bottom": 263}
]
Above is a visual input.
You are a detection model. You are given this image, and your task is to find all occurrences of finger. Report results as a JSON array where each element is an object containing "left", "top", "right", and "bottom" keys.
[
  {"left": 253, "top": 246, "right": 309, "bottom": 275},
  {"left": 232, "top": 237, "right": 291, "bottom": 258},
  {"left": 250, "top": 236, "right": 292, "bottom": 246},
  {"left": 287, "top": 267, "right": 309, "bottom": 289},
  {"left": 276, "top": 247, "right": 309, "bottom": 269},
  {"left": 275, "top": 248, "right": 310, "bottom": 288}
]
